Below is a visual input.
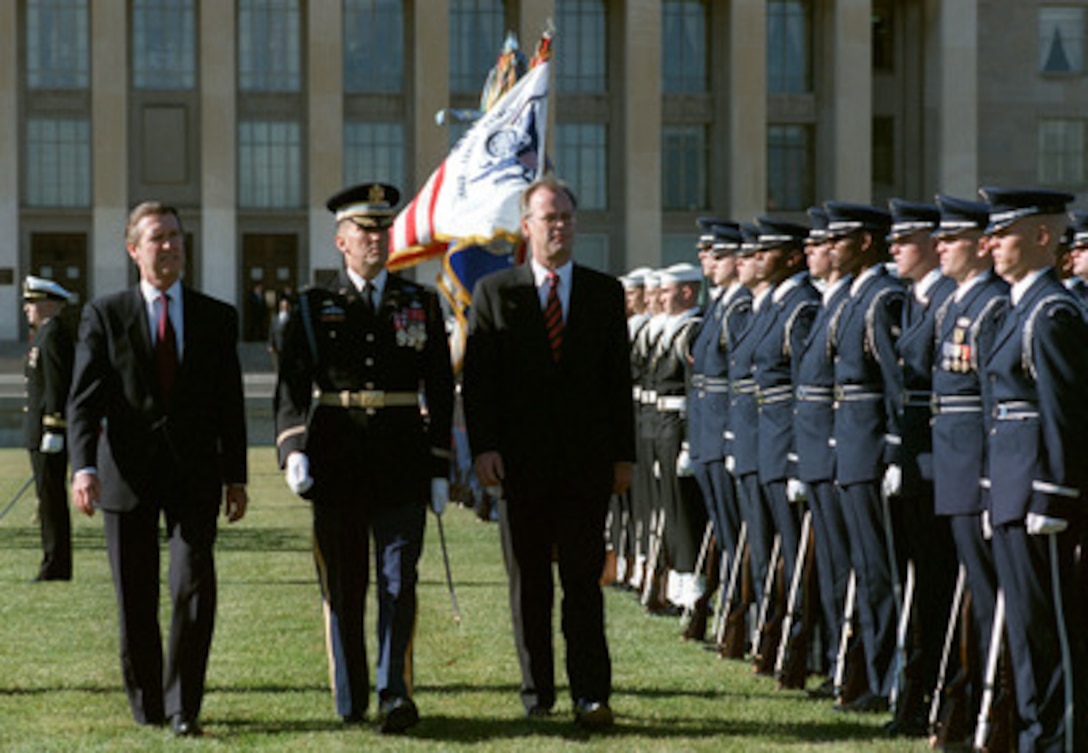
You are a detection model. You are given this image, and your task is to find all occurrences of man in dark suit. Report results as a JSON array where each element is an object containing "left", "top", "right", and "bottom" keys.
[
  {"left": 274, "top": 182, "right": 454, "bottom": 734},
  {"left": 23, "top": 276, "right": 75, "bottom": 582},
  {"left": 68, "top": 201, "right": 249, "bottom": 737},
  {"left": 463, "top": 175, "right": 635, "bottom": 729}
]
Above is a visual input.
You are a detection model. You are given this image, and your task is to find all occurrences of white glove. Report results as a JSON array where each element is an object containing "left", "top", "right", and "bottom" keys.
[
  {"left": 725, "top": 455, "right": 736, "bottom": 474},
  {"left": 786, "top": 478, "right": 806, "bottom": 503},
  {"left": 981, "top": 509, "right": 993, "bottom": 540},
  {"left": 653, "top": 460, "right": 661, "bottom": 479},
  {"left": 1026, "top": 511, "right": 1068, "bottom": 535},
  {"left": 676, "top": 442, "right": 693, "bottom": 477},
  {"left": 39, "top": 432, "right": 64, "bottom": 454},
  {"left": 431, "top": 478, "right": 449, "bottom": 516},
  {"left": 882, "top": 464, "right": 902, "bottom": 498},
  {"left": 285, "top": 451, "right": 314, "bottom": 495}
]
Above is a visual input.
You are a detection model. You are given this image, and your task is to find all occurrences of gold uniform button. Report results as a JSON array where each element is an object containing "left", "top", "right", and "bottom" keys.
[
  {"left": 365, "top": 382, "right": 375, "bottom": 389},
  {"left": 366, "top": 334, "right": 375, "bottom": 343},
  {"left": 365, "top": 358, "right": 374, "bottom": 366}
]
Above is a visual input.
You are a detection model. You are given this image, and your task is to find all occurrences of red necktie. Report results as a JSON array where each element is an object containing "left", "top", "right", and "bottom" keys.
[
  {"left": 155, "top": 293, "right": 178, "bottom": 408},
  {"left": 544, "top": 272, "right": 563, "bottom": 362}
]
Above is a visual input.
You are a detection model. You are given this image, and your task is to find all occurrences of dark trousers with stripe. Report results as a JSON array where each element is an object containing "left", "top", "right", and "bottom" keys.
[
  {"left": 313, "top": 501, "right": 424, "bottom": 718},
  {"left": 992, "top": 522, "right": 1086, "bottom": 753},
  {"left": 807, "top": 480, "right": 851, "bottom": 676},
  {"left": 948, "top": 513, "right": 998, "bottom": 720},
  {"left": 30, "top": 448, "right": 72, "bottom": 579},
  {"left": 693, "top": 459, "right": 742, "bottom": 567}
]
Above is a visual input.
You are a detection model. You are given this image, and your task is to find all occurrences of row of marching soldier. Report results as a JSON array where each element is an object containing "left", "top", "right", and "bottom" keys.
[{"left": 608, "top": 188, "right": 1087, "bottom": 752}]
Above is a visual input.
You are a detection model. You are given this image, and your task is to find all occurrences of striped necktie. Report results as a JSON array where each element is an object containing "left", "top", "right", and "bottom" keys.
[{"left": 544, "top": 271, "right": 563, "bottom": 362}]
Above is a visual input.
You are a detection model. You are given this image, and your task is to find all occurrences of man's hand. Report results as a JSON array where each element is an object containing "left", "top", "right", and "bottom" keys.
[
  {"left": 224, "top": 484, "right": 248, "bottom": 523},
  {"left": 72, "top": 471, "right": 99, "bottom": 517},
  {"left": 474, "top": 451, "right": 505, "bottom": 487},
  {"left": 285, "top": 451, "right": 314, "bottom": 495},
  {"left": 882, "top": 464, "right": 902, "bottom": 498},
  {"left": 1026, "top": 511, "right": 1068, "bottom": 535},
  {"left": 786, "top": 478, "right": 806, "bottom": 503},
  {"left": 39, "top": 432, "right": 64, "bottom": 454},
  {"left": 613, "top": 462, "right": 633, "bottom": 495}
]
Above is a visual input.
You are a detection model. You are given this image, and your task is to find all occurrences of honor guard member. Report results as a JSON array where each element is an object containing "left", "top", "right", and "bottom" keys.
[
  {"left": 688, "top": 224, "right": 752, "bottom": 642},
  {"left": 1066, "top": 212, "right": 1088, "bottom": 312},
  {"left": 632, "top": 270, "right": 666, "bottom": 593},
  {"left": 750, "top": 218, "right": 820, "bottom": 687},
  {"left": 884, "top": 198, "right": 959, "bottom": 736},
  {"left": 274, "top": 182, "right": 455, "bottom": 732},
  {"left": 979, "top": 187, "right": 1088, "bottom": 753},
  {"left": 650, "top": 263, "right": 706, "bottom": 613},
  {"left": 22, "top": 276, "right": 75, "bottom": 582},
  {"left": 825, "top": 201, "right": 906, "bottom": 713},
  {"left": 793, "top": 208, "right": 856, "bottom": 699},
  {"left": 929, "top": 194, "right": 1009, "bottom": 747},
  {"left": 726, "top": 223, "right": 782, "bottom": 671}
]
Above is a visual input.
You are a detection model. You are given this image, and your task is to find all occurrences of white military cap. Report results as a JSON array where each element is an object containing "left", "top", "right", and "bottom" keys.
[
  {"left": 23, "top": 276, "right": 73, "bottom": 302},
  {"left": 658, "top": 262, "right": 703, "bottom": 286}
]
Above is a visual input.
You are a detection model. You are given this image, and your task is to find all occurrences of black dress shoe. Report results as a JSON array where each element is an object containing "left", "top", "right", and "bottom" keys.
[
  {"left": 573, "top": 699, "right": 614, "bottom": 730},
  {"left": 884, "top": 711, "right": 929, "bottom": 738},
  {"left": 341, "top": 711, "right": 366, "bottom": 725},
  {"left": 171, "top": 715, "right": 203, "bottom": 737},
  {"left": 833, "top": 691, "right": 889, "bottom": 714},
  {"left": 805, "top": 677, "right": 836, "bottom": 700},
  {"left": 377, "top": 696, "right": 419, "bottom": 734},
  {"left": 525, "top": 705, "right": 552, "bottom": 719}
]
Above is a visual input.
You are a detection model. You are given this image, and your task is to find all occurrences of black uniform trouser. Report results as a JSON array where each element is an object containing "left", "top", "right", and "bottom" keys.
[
  {"left": 635, "top": 413, "right": 659, "bottom": 558},
  {"left": 313, "top": 501, "right": 424, "bottom": 718},
  {"left": 654, "top": 416, "right": 704, "bottom": 573},
  {"left": 838, "top": 481, "right": 897, "bottom": 698},
  {"left": 498, "top": 470, "right": 612, "bottom": 712},
  {"left": 103, "top": 502, "right": 218, "bottom": 725},
  {"left": 30, "top": 448, "right": 71, "bottom": 579},
  {"left": 890, "top": 488, "right": 958, "bottom": 710},
  {"left": 693, "top": 459, "right": 741, "bottom": 567},
  {"left": 737, "top": 472, "right": 774, "bottom": 612},
  {"left": 992, "top": 522, "right": 1086, "bottom": 753},
  {"left": 948, "top": 513, "right": 998, "bottom": 723},
  {"left": 806, "top": 480, "right": 851, "bottom": 676}
]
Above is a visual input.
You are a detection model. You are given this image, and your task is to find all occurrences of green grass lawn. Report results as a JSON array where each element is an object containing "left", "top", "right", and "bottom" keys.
[{"left": 0, "top": 448, "right": 929, "bottom": 751}]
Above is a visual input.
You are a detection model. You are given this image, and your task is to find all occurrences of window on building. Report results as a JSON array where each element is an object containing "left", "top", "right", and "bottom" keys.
[
  {"left": 661, "top": 234, "right": 694, "bottom": 266},
  {"left": 767, "top": 124, "right": 813, "bottom": 212},
  {"left": 450, "top": 0, "right": 504, "bottom": 94},
  {"left": 662, "top": 124, "right": 708, "bottom": 210},
  {"left": 556, "top": 124, "right": 607, "bottom": 211},
  {"left": 132, "top": 0, "right": 196, "bottom": 89},
  {"left": 556, "top": 0, "right": 606, "bottom": 93},
  {"left": 767, "top": 0, "right": 812, "bottom": 93},
  {"left": 26, "top": 0, "right": 89, "bottom": 89},
  {"left": 25, "top": 117, "right": 91, "bottom": 207},
  {"left": 238, "top": 120, "right": 302, "bottom": 208},
  {"left": 238, "top": 0, "right": 300, "bottom": 92},
  {"left": 575, "top": 233, "right": 609, "bottom": 271},
  {"left": 872, "top": 116, "right": 895, "bottom": 185},
  {"left": 344, "top": 0, "right": 404, "bottom": 93},
  {"left": 1038, "top": 119, "right": 1085, "bottom": 185},
  {"left": 872, "top": 0, "right": 894, "bottom": 72},
  {"left": 343, "top": 122, "right": 405, "bottom": 189},
  {"left": 1040, "top": 7, "right": 1086, "bottom": 73},
  {"left": 662, "top": 0, "right": 708, "bottom": 93}
]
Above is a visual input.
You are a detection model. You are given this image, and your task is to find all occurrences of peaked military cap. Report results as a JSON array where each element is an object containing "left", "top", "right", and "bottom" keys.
[
  {"left": 696, "top": 216, "right": 730, "bottom": 247},
  {"left": 23, "top": 275, "right": 73, "bottom": 303},
  {"left": 756, "top": 217, "right": 808, "bottom": 249},
  {"left": 933, "top": 194, "right": 989, "bottom": 238},
  {"left": 711, "top": 223, "right": 744, "bottom": 256},
  {"left": 979, "top": 186, "right": 1075, "bottom": 234},
  {"left": 887, "top": 198, "right": 940, "bottom": 241},
  {"left": 806, "top": 206, "right": 829, "bottom": 243},
  {"left": 823, "top": 201, "right": 892, "bottom": 238},
  {"left": 738, "top": 222, "right": 762, "bottom": 256},
  {"left": 326, "top": 182, "right": 401, "bottom": 229},
  {"left": 1069, "top": 211, "right": 1088, "bottom": 249}
]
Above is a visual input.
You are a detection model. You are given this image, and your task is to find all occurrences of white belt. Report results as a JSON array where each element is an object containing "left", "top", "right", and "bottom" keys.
[{"left": 657, "top": 395, "right": 687, "bottom": 412}]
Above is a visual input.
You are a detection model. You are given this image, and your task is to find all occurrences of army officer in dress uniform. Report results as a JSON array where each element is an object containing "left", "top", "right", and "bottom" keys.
[
  {"left": 22, "top": 276, "right": 75, "bottom": 582},
  {"left": 274, "top": 182, "right": 455, "bottom": 733}
]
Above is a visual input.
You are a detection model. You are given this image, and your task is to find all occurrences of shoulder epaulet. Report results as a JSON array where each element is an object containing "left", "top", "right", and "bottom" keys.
[
  {"left": 1022, "top": 293, "right": 1083, "bottom": 381},
  {"left": 967, "top": 295, "right": 1008, "bottom": 370},
  {"left": 865, "top": 287, "right": 905, "bottom": 363},
  {"left": 783, "top": 300, "right": 818, "bottom": 358}
]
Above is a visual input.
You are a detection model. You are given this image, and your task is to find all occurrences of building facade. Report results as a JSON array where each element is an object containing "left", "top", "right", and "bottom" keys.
[{"left": 1, "top": 0, "right": 1085, "bottom": 340}]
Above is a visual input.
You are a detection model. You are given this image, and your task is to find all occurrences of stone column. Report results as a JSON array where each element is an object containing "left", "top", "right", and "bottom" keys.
[
  {"left": 623, "top": 0, "right": 662, "bottom": 270},
  {"left": 91, "top": 0, "right": 130, "bottom": 296},
  {"left": 830, "top": 0, "right": 872, "bottom": 202},
  {"left": 307, "top": 1, "right": 344, "bottom": 278},
  {"left": 729, "top": 0, "right": 767, "bottom": 220},
  {"left": 200, "top": 0, "right": 237, "bottom": 304},
  {"left": 0, "top": 2, "right": 18, "bottom": 337},
  {"left": 937, "top": 0, "right": 978, "bottom": 196}
]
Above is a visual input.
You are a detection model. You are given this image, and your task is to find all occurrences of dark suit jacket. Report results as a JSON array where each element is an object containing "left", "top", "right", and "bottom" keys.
[
  {"left": 25, "top": 315, "right": 75, "bottom": 450},
  {"left": 463, "top": 262, "right": 635, "bottom": 497},
  {"left": 68, "top": 285, "right": 248, "bottom": 514}
]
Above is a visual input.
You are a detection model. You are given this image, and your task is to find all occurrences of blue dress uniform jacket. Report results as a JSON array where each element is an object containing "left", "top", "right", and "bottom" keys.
[
  {"left": 932, "top": 271, "right": 1009, "bottom": 516},
  {"left": 896, "top": 275, "right": 956, "bottom": 493},
  {"left": 794, "top": 279, "right": 851, "bottom": 484},
  {"left": 831, "top": 265, "right": 907, "bottom": 486},
  {"left": 753, "top": 275, "right": 819, "bottom": 484},
  {"left": 729, "top": 298, "right": 775, "bottom": 477},
  {"left": 274, "top": 273, "right": 454, "bottom": 503}
]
